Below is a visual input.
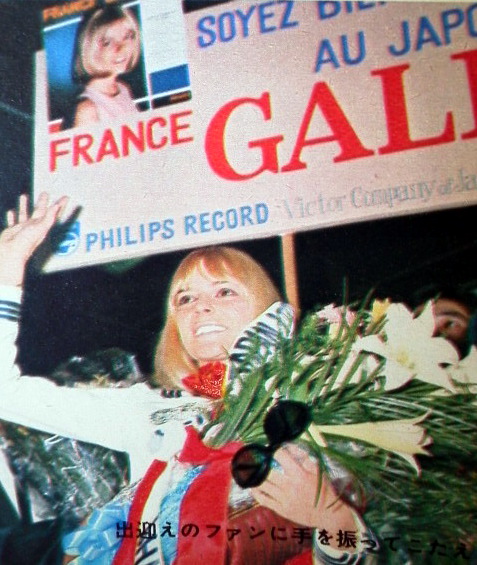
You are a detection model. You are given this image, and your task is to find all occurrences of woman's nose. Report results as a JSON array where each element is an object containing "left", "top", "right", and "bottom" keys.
[{"left": 195, "top": 295, "right": 214, "bottom": 312}]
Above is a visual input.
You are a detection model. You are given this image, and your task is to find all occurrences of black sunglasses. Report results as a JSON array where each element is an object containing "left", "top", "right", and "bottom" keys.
[{"left": 231, "top": 400, "right": 311, "bottom": 488}]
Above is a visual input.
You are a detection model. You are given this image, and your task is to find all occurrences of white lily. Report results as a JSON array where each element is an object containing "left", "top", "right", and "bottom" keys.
[
  {"left": 330, "top": 350, "right": 381, "bottom": 390},
  {"left": 307, "top": 413, "right": 432, "bottom": 474},
  {"left": 446, "top": 346, "right": 477, "bottom": 393},
  {"left": 354, "top": 302, "right": 458, "bottom": 391}
]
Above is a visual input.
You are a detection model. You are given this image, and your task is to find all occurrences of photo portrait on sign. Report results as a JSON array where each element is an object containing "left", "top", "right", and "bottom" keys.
[{"left": 42, "top": 0, "right": 191, "bottom": 132}]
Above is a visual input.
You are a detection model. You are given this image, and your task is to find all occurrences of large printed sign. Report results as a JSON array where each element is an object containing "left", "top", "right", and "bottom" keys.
[{"left": 34, "top": 0, "right": 477, "bottom": 271}]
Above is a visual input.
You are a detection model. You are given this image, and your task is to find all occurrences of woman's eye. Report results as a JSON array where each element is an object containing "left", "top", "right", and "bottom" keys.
[
  {"left": 177, "top": 294, "right": 194, "bottom": 306},
  {"left": 217, "top": 287, "right": 237, "bottom": 298},
  {"left": 125, "top": 30, "right": 135, "bottom": 41}
]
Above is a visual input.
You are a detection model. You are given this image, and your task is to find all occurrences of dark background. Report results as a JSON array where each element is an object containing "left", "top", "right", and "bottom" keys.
[{"left": 0, "top": 1, "right": 476, "bottom": 377}]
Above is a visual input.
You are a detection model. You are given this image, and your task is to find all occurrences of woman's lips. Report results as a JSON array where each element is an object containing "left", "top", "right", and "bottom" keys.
[{"left": 195, "top": 324, "right": 226, "bottom": 336}]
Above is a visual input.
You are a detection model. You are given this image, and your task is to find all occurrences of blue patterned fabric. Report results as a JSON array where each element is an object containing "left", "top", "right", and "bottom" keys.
[{"left": 62, "top": 501, "right": 130, "bottom": 564}]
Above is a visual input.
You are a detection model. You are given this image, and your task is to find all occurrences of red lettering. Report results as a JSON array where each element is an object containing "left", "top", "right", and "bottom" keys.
[
  {"left": 96, "top": 129, "right": 120, "bottom": 162},
  {"left": 205, "top": 93, "right": 283, "bottom": 181},
  {"left": 43, "top": 0, "right": 95, "bottom": 22},
  {"left": 48, "top": 112, "right": 194, "bottom": 171},
  {"left": 49, "top": 138, "right": 70, "bottom": 172},
  {"left": 170, "top": 111, "right": 193, "bottom": 144},
  {"left": 73, "top": 134, "right": 94, "bottom": 166},
  {"left": 281, "top": 82, "right": 374, "bottom": 172},
  {"left": 121, "top": 122, "right": 145, "bottom": 156},
  {"left": 451, "top": 49, "right": 477, "bottom": 140},
  {"left": 373, "top": 64, "right": 455, "bottom": 154},
  {"left": 147, "top": 117, "right": 167, "bottom": 149}
]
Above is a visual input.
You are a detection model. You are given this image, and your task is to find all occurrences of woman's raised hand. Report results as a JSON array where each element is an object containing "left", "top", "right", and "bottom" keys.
[{"left": 0, "top": 192, "right": 68, "bottom": 286}]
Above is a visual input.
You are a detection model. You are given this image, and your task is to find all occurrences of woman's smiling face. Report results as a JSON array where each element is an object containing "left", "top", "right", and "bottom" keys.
[
  {"left": 173, "top": 269, "right": 257, "bottom": 365},
  {"left": 91, "top": 18, "right": 137, "bottom": 76}
]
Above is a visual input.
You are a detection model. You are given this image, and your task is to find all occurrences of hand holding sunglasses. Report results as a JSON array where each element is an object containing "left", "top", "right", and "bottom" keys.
[{"left": 231, "top": 400, "right": 311, "bottom": 488}]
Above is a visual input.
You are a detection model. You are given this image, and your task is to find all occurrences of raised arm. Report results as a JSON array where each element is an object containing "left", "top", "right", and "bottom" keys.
[
  {"left": 0, "top": 192, "right": 68, "bottom": 287},
  {"left": 0, "top": 193, "right": 152, "bottom": 468},
  {"left": 0, "top": 193, "right": 211, "bottom": 480}
]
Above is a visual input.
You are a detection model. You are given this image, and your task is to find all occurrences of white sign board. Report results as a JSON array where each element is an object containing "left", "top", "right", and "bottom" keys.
[{"left": 34, "top": 0, "right": 477, "bottom": 271}]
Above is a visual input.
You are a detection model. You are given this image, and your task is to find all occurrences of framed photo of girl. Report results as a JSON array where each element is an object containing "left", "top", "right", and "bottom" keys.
[{"left": 42, "top": 0, "right": 192, "bottom": 132}]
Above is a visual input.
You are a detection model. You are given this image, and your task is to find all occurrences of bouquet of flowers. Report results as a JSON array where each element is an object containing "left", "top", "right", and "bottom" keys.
[{"left": 205, "top": 299, "right": 477, "bottom": 561}]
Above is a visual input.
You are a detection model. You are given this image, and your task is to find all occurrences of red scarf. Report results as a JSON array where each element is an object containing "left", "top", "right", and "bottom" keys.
[
  {"left": 112, "top": 459, "right": 167, "bottom": 565},
  {"left": 173, "top": 427, "right": 243, "bottom": 564},
  {"left": 181, "top": 361, "right": 227, "bottom": 399},
  {"left": 112, "top": 427, "right": 242, "bottom": 565}
]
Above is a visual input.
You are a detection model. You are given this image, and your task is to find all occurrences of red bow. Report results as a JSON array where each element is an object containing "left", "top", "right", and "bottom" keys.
[
  {"left": 173, "top": 426, "right": 243, "bottom": 564},
  {"left": 181, "top": 361, "right": 227, "bottom": 399}
]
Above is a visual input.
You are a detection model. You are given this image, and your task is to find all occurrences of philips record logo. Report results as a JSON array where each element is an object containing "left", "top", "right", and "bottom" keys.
[{"left": 56, "top": 221, "right": 80, "bottom": 256}]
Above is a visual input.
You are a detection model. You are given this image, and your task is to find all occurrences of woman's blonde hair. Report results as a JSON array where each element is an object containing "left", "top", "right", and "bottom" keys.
[
  {"left": 152, "top": 246, "right": 281, "bottom": 389},
  {"left": 73, "top": 5, "right": 141, "bottom": 83}
]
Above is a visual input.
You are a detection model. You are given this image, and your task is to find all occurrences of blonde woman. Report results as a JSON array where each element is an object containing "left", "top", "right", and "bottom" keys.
[
  {"left": 72, "top": 5, "right": 141, "bottom": 127},
  {"left": 0, "top": 194, "right": 364, "bottom": 565}
]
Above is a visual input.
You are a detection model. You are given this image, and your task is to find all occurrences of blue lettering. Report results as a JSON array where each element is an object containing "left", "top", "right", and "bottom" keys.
[
  {"left": 315, "top": 39, "right": 340, "bottom": 72},
  {"left": 86, "top": 233, "right": 98, "bottom": 252},
  {"left": 184, "top": 215, "right": 197, "bottom": 235},
  {"left": 199, "top": 212, "right": 211, "bottom": 232},
  {"left": 101, "top": 229, "right": 114, "bottom": 249},
  {"left": 317, "top": 1, "right": 341, "bottom": 20},
  {"left": 344, "top": 2, "right": 354, "bottom": 14},
  {"left": 240, "top": 205, "right": 253, "bottom": 225},
  {"left": 279, "top": 1, "right": 298, "bottom": 29},
  {"left": 184, "top": 204, "right": 268, "bottom": 235},
  {"left": 162, "top": 219, "right": 175, "bottom": 239},
  {"left": 212, "top": 211, "right": 224, "bottom": 230},
  {"left": 218, "top": 12, "right": 236, "bottom": 42},
  {"left": 388, "top": 20, "right": 411, "bottom": 57},
  {"left": 256, "top": 203, "right": 268, "bottom": 223},
  {"left": 317, "top": 1, "right": 384, "bottom": 20},
  {"left": 258, "top": 2, "right": 277, "bottom": 33},
  {"left": 235, "top": 6, "right": 256, "bottom": 37},
  {"left": 356, "top": 1, "right": 377, "bottom": 10},
  {"left": 149, "top": 221, "right": 161, "bottom": 240},
  {"left": 442, "top": 8, "right": 465, "bottom": 44},
  {"left": 196, "top": 1, "right": 300, "bottom": 48},
  {"left": 467, "top": 4, "right": 477, "bottom": 37},
  {"left": 226, "top": 208, "right": 238, "bottom": 228},
  {"left": 341, "top": 31, "right": 366, "bottom": 65},
  {"left": 125, "top": 226, "right": 137, "bottom": 245},
  {"left": 197, "top": 15, "right": 216, "bottom": 48},
  {"left": 416, "top": 17, "right": 442, "bottom": 51}
]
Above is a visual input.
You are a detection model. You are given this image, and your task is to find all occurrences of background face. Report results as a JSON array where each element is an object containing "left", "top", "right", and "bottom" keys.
[{"left": 433, "top": 298, "right": 471, "bottom": 347}]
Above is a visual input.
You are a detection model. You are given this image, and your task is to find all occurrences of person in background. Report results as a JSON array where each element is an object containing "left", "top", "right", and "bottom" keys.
[
  {"left": 72, "top": 4, "right": 141, "bottom": 127},
  {"left": 411, "top": 284, "right": 476, "bottom": 358}
]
